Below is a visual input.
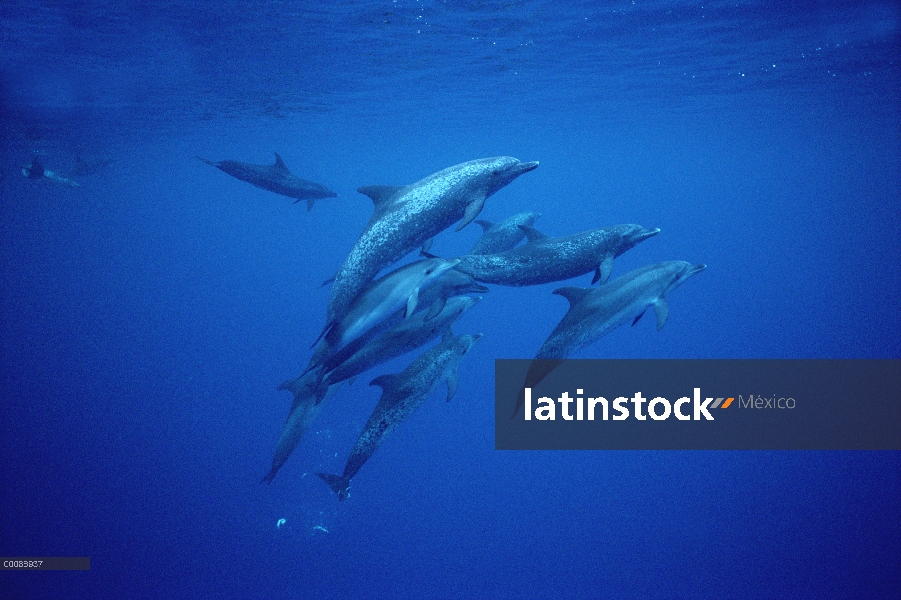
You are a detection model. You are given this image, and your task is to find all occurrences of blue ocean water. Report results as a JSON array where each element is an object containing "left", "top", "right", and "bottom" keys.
[{"left": 1, "top": 1, "right": 899, "bottom": 598}]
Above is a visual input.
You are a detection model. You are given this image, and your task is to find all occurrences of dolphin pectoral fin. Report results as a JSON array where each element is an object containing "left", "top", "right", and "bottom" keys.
[
  {"left": 475, "top": 219, "right": 494, "bottom": 232},
  {"left": 358, "top": 185, "right": 404, "bottom": 211},
  {"left": 347, "top": 376, "right": 356, "bottom": 386},
  {"left": 595, "top": 254, "right": 614, "bottom": 285},
  {"left": 653, "top": 297, "right": 670, "bottom": 330},
  {"left": 446, "top": 370, "right": 459, "bottom": 402},
  {"left": 421, "top": 238, "right": 434, "bottom": 254},
  {"left": 456, "top": 194, "right": 486, "bottom": 231},
  {"left": 405, "top": 288, "right": 420, "bottom": 317},
  {"left": 320, "top": 275, "right": 335, "bottom": 288},
  {"left": 306, "top": 198, "right": 315, "bottom": 211},
  {"left": 632, "top": 311, "right": 645, "bottom": 326},
  {"left": 424, "top": 298, "right": 445, "bottom": 321},
  {"left": 311, "top": 321, "right": 334, "bottom": 348},
  {"left": 317, "top": 472, "right": 350, "bottom": 501},
  {"left": 519, "top": 225, "right": 548, "bottom": 243}
]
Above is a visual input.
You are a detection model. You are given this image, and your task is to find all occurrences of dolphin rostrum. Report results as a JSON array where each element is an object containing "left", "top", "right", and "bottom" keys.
[
  {"left": 322, "top": 295, "right": 482, "bottom": 387},
  {"left": 469, "top": 211, "right": 541, "bottom": 255},
  {"left": 324, "top": 156, "right": 538, "bottom": 335},
  {"left": 317, "top": 332, "right": 482, "bottom": 501},
  {"left": 512, "top": 261, "right": 706, "bottom": 418},
  {"left": 197, "top": 153, "right": 337, "bottom": 210},
  {"left": 456, "top": 224, "right": 660, "bottom": 287}
]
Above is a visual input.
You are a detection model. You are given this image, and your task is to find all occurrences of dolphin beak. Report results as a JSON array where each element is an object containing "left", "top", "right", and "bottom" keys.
[
  {"left": 686, "top": 263, "right": 707, "bottom": 277},
  {"left": 517, "top": 161, "right": 539, "bottom": 174},
  {"left": 637, "top": 227, "right": 661, "bottom": 242}
]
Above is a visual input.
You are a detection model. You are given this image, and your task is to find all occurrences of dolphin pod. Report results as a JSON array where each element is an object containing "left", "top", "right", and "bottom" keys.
[
  {"left": 212, "top": 152, "right": 706, "bottom": 498},
  {"left": 323, "top": 157, "right": 539, "bottom": 337},
  {"left": 317, "top": 332, "right": 482, "bottom": 501},
  {"left": 197, "top": 153, "right": 337, "bottom": 210}
]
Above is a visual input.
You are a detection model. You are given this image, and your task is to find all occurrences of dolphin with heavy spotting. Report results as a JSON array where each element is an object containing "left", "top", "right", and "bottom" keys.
[
  {"left": 197, "top": 153, "right": 337, "bottom": 210},
  {"left": 456, "top": 224, "right": 660, "bottom": 287},
  {"left": 512, "top": 261, "right": 707, "bottom": 418},
  {"left": 469, "top": 211, "right": 541, "bottom": 255},
  {"left": 262, "top": 366, "right": 334, "bottom": 483},
  {"left": 322, "top": 295, "right": 482, "bottom": 387},
  {"left": 318, "top": 332, "right": 482, "bottom": 501},
  {"left": 323, "top": 156, "right": 538, "bottom": 337}
]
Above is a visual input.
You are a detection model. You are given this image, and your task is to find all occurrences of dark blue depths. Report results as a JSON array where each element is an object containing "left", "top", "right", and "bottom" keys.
[{"left": 0, "top": 1, "right": 899, "bottom": 598}]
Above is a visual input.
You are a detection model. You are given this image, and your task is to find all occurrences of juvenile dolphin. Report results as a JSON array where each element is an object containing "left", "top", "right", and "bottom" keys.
[
  {"left": 470, "top": 211, "right": 541, "bottom": 255},
  {"left": 324, "top": 156, "right": 538, "bottom": 334},
  {"left": 456, "top": 224, "right": 659, "bottom": 287},
  {"left": 302, "top": 267, "right": 488, "bottom": 386},
  {"left": 322, "top": 295, "right": 482, "bottom": 387},
  {"left": 262, "top": 366, "right": 334, "bottom": 483},
  {"left": 21, "top": 157, "right": 80, "bottom": 187},
  {"left": 197, "top": 153, "right": 337, "bottom": 210},
  {"left": 512, "top": 261, "right": 706, "bottom": 418},
  {"left": 312, "top": 257, "right": 461, "bottom": 365},
  {"left": 318, "top": 332, "right": 482, "bottom": 501}
]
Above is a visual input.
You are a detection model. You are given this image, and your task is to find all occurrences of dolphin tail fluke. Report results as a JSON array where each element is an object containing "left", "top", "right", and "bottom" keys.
[{"left": 317, "top": 472, "right": 350, "bottom": 501}]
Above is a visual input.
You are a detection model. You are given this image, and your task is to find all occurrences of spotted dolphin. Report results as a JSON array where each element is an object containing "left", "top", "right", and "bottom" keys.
[
  {"left": 456, "top": 224, "right": 659, "bottom": 287},
  {"left": 318, "top": 332, "right": 482, "bottom": 501},
  {"left": 262, "top": 366, "right": 334, "bottom": 483},
  {"left": 469, "top": 211, "right": 541, "bottom": 255},
  {"left": 197, "top": 153, "right": 337, "bottom": 210},
  {"left": 324, "top": 157, "right": 538, "bottom": 335},
  {"left": 322, "top": 295, "right": 482, "bottom": 387},
  {"left": 512, "top": 261, "right": 706, "bottom": 418}
]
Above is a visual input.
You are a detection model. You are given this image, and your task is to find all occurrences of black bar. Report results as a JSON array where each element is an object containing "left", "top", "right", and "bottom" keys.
[{"left": 1, "top": 557, "right": 90, "bottom": 570}]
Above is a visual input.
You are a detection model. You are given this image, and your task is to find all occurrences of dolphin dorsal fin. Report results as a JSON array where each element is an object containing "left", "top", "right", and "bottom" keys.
[
  {"left": 518, "top": 225, "right": 548, "bottom": 243},
  {"left": 474, "top": 219, "right": 494, "bottom": 232},
  {"left": 358, "top": 185, "right": 404, "bottom": 210},
  {"left": 273, "top": 153, "right": 290, "bottom": 172},
  {"left": 552, "top": 286, "right": 592, "bottom": 308},
  {"left": 370, "top": 373, "right": 399, "bottom": 391}
]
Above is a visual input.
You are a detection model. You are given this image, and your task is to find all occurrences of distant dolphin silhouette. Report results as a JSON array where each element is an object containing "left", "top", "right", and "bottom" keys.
[
  {"left": 197, "top": 153, "right": 337, "bottom": 210},
  {"left": 21, "top": 157, "right": 80, "bottom": 187}
]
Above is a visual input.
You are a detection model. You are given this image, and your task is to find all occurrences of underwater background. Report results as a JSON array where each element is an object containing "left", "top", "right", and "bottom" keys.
[{"left": 1, "top": 1, "right": 899, "bottom": 598}]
